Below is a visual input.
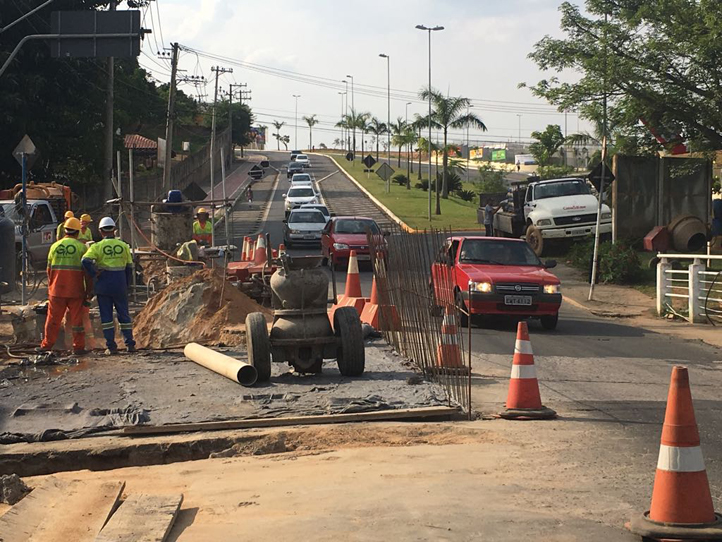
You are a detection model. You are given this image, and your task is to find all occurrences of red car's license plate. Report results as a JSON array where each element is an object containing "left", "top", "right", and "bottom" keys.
[{"left": 504, "top": 295, "right": 532, "bottom": 306}]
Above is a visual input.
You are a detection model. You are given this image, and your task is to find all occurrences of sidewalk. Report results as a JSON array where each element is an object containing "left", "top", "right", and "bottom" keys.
[{"left": 557, "top": 263, "right": 722, "bottom": 349}]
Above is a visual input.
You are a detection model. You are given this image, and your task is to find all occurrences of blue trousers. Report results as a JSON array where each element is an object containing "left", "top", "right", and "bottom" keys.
[{"left": 97, "top": 293, "right": 135, "bottom": 350}]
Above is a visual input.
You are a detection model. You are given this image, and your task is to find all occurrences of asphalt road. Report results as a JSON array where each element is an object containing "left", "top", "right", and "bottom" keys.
[{"left": 248, "top": 150, "right": 722, "bottom": 516}]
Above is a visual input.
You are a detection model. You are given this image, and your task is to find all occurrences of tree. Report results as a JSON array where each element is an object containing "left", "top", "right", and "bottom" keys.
[
  {"left": 333, "top": 138, "right": 342, "bottom": 149},
  {"left": 529, "top": 125, "right": 565, "bottom": 166},
  {"left": 272, "top": 120, "right": 286, "bottom": 151},
  {"left": 356, "top": 114, "right": 370, "bottom": 161},
  {"left": 401, "top": 128, "right": 418, "bottom": 189},
  {"left": 280, "top": 135, "right": 290, "bottom": 151},
  {"left": 419, "top": 87, "right": 487, "bottom": 213},
  {"left": 302, "top": 114, "right": 319, "bottom": 150},
  {"left": 389, "top": 117, "right": 407, "bottom": 167},
  {"left": 366, "top": 117, "right": 387, "bottom": 161},
  {"left": 523, "top": 1, "right": 722, "bottom": 151},
  {"left": 335, "top": 109, "right": 368, "bottom": 158},
  {"left": 214, "top": 101, "right": 255, "bottom": 146}
]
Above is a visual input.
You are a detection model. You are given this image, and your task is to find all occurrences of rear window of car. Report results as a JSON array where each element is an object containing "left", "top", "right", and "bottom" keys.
[
  {"left": 289, "top": 211, "right": 326, "bottom": 224},
  {"left": 297, "top": 155, "right": 308, "bottom": 160},
  {"left": 303, "top": 205, "right": 329, "bottom": 216},
  {"left": 288, "top": 188, "right": 315, "bottom": 198},
  {"left": 292, "top": 174, "right": 311, "bottom": 182},
  {"left": 334, "top": 219, "right": 380, "bottom": 234}
]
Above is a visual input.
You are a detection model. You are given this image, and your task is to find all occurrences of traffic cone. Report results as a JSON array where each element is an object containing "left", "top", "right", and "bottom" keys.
[
  {"left": 247, "top": 237, "right": 254, "bottom": 262},
  {"left": 329, "top": 250, "right": 366, "bottom": 321},
  {"left": 628, "top": 366, "right": 722, "bottom": 540},
  {"left": 254, "top": 234, "right": 267, "bottom": 265},
  {"left": 278, "top": 244, "right": 286, "bottom": 257},
  {"left": 241, "top": 237, "right": 248, "bottom": 261},
  {"left": 498, "top": 321, "right": 556, "bottom": 420},
  {"left": 361, "top": 277, "right": 399, "bottom": 331},
  {"left": 435, "top": 306, "right": 464, "bottom": 369}
]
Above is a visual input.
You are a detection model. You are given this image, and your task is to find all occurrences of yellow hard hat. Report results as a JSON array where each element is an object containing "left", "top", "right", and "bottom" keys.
[
  {"left": 80, "top": 213, "right": 92, "bottom": 223},
  {"left": 64, "top": 217, "right": 81, "bottom": 232},
  {"left": 64, "top": 210, "right": 74, "bottom": 219},
  {"left": 196, "top": 207, "right": 209, "bottom": 216}
]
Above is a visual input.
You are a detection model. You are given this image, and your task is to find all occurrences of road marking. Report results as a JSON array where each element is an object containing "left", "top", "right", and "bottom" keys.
[
  {"left": 249, "top": 171, "right": 281, "bottom": 236},
  {"left": 315, "top": 170, "right": 339, "bottom": 184}
]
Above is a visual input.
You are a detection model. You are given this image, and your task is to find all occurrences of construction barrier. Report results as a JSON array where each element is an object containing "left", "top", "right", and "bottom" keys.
[
  {"left": 435, "top": 305, "right": 464, "bottom": 369},
  {"left": 329, "top": 250, "right": 366, "bottom": 321}
]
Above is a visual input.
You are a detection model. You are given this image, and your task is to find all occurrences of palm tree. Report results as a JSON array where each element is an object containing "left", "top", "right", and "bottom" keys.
[
  {"left": 389, "top": 117, "right": 407, "bottom": 167},
  {"left": 419, "top": 87, "right": 487, "bottom": 210},
  {"left": 356, "top": 113, "right": 371, "bottom": 161},
  {"left": 366, "top": 117, "right": 387, "bottom": 162},
  {"left": 272, "top": 120, "right": 286, "bottom": 151},
  {"left": 335, "top": 117, "right": 350, "bottom": 151},
  {"left": 302, "top": 114, "right": 319, "bottom": 150},
  {"left": 402, "top": 128, "right": 418, "bottom": 189},
  {"left": 280, "top": 134, "right": 290, "bottom": 151},
  {"left": 337, "top": 108, "right": 367, "bottom": 159},
  {"left": 333, "top": 138, "right": 342, "bottom": 149}
]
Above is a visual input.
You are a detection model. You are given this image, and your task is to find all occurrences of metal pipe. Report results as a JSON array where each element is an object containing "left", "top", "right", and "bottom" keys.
[{"left": 184, "top": 342, "right": 258, "bottom": 387}]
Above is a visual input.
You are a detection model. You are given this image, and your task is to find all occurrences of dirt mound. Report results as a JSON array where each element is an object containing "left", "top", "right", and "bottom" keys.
[{"left": 134, "top": 268, "right": 272, "bottom": 349}]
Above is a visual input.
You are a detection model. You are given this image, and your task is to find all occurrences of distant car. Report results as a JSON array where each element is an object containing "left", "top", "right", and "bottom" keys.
[
  {"left": 294, "top": 154, "right": 310, "bottom": 168},
  {"left": 284, "top": 186, "right": 320, "bottom": 215},
  {"left": 287, "top": 162, "right": 305, "bottom": 178},
  {"left": 283, "top": 209, "right": 327, "bottom": 247},
  {"left": 430, "top": 236, "right": 562, "bottom": 329},
  {"left": 321, "top": 216, "right": 386, "bottom": 270},
  {"left": 290, "top": 172, "right": 313, "bottom": 184},
  {"left": 299, "top": 203, "right": 331, "bottom": 222}
]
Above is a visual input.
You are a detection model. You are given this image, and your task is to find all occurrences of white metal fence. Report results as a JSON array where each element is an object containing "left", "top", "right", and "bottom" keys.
[{"left": 657, "top": 254, "right": 722, "bottom": 324}]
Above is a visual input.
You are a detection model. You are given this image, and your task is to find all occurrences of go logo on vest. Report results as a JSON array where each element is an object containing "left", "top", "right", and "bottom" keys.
[
  {"left": 103, "top": 244, "right": 125, "bottom": 256},
  {"left": 55, "top": 244, "right": 78, "bottom": 256}
]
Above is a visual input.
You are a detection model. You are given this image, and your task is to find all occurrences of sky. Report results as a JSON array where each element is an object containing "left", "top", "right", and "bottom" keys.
[{"left": 139, "top": 0, "right": 589, "bottom": 151}]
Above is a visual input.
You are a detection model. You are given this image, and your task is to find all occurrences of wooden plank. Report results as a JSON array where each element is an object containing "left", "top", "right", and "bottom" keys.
[
  {"left": 123, "top": 405, "right": 460, "bottom": 436},
  {"left": 0, "top": 478, "right": 124, "bottom": 542},
  {"left": 95, "top": 494, "right": 184, "bottom": 542}
]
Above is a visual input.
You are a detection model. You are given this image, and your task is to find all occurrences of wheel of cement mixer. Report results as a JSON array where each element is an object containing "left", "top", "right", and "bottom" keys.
[
  {"left": 245, "top": 312, "right": 271, "bottom": 382},
  {"left": 334, "top": 307, "right": 365, "bottom": 376}
]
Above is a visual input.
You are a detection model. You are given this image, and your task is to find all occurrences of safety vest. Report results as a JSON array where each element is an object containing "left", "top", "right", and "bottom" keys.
[
  {"left": 56, "top": 223, "right": 65, "bottom": 240},
  {"left": 192, "top": 220, "right": 213, "bottom": 244},
  {"left": 47, "top": 237, "right": 87, "bottom": 298},
  {"left": 82, "top": 237, "right": 133, "bottom": 297},
  {"left": 78, "top": 227, "right": 93, "bottom": 243}
]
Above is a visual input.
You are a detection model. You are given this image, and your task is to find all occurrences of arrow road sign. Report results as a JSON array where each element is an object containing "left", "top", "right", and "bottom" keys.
[
  {"left": 587, "top": 161, "right": 615, "bottom": 192},
  {"left": 13, "top": 134, "right": 38, "bottom": 169},
  {"left": 363, "top": 154, "right": 377, "bottom": 169},
  {"left": 376, "top": 162, "right": 395, "bottom": 182}
]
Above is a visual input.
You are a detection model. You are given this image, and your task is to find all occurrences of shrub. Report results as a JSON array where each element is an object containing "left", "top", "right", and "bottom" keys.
[
  {"left": 567, "top": 238, "right": 643, "bottom": 284},
  {"left": 537, "top": 164, "right": 575, "bottom": 180},
  {"left": 477, "top": 162, "right": 507, "bottom": 193},
  {"left": 415, "top": 180, "right": 428, "bottom": 191},
  {"left": 455, "top": 189, "right": 476, "bottom": 202},
  {"left": 437, "top": 171, "right": 462, "bottom": 193},
  {"left": 392, "top": 173, "right": 408, "bottom": 186}
]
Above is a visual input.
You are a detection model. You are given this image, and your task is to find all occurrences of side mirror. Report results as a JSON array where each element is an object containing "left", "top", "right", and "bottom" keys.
[
  {"left": 282, "top": 219, "right": 287, "bottom": 224},
  {"left": 282, "top": 193, "right": 287, "bottom": 198},
  {"left": 544, "top": 259, "right": 557, "bottom": 269}
]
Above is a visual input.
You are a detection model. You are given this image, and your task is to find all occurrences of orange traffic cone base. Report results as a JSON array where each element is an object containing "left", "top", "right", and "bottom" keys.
[{"left": 628, "top": 511, "right": 722, "bottom": 540}]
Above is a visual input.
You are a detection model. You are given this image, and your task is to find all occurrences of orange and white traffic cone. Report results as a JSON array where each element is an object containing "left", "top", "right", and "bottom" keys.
[
  {"left": 361, "top": 277, "right": 399, "bottom": 331},
  {"left": 278, "top": 244, "right": 286, "bottom": 258},
  {"left": 629, "top": 366, "right": 722, "bottom": 540},
  {"left": 329, "top": 250, "right": 366, "bottom": 320},
  {"left": 246, "top": 237, "right": 254, "bottom": 262},
  {"left": 435, "top": 305, "right": 464, "bottom": 369},
  {"left": 253, "top": 234, "right": 267, "bottom": 265},
  {"left": 241, "top": 237, "right": 248, "bottom": 261},
  {"left": 498, "top": 321, "right": 556, "bottom": 420}
]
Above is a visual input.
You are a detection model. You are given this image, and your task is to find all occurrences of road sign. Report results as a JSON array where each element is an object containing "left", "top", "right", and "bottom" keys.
[
  {"left": 50, "top": 10, "right": 142, "bottom": 58},
  {"left": 363, "top": 154, "right": 376, "bottom": 169},
  {"left": 13, "top": 135, "right": 38, "bottom": 169},
  {"left": 587, "top": 161, "right": 615, "bottom": 192},
  {"left": 345, "top": 152, "right": 354, "bottom": 162},
  {"left": 248, "top": 164, "right": 264, "bottom": 179},
  {"left": 376, "top": 162, "right": 395, "bottom": 182}
]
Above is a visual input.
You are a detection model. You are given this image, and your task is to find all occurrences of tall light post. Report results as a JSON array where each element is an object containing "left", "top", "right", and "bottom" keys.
[
  {"left": 466, "top": 104, "right": 474, "bottom": 182},
  {"left": 292, "top": 94, "right": 301, "bottom": 150},
  {"left": 406, "top": 101, "right": 412, "bottom": 175},
  {"left": 342, "top": 80, "right": 349, "bottom": 150},
  {"left": 379, "top": 54, "right": 391, "bottom": 192},
  {"left": 416, "top": 24, "right": 444, "bottom": 221},
  {"left": 337, "top": 91, "right": 346, "bottom": 150},
  {"left": 345, "top": 74, "right": 355, "bottom": 157},
  {"left": 517, "top": 114, "right": 522, "bottom": 145}
]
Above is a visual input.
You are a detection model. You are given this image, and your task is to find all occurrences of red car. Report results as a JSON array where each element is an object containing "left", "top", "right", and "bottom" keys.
[
  {"left": 321, "top": 216, "right": 385, "bottom": 270},
  {"left": 431, "top": 236, "right": 562, "bottom": 329}
]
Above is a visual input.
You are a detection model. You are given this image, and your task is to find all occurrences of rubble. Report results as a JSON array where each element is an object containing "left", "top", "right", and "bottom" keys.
[
  {"left": 133, "top": 269, "right": 271, "bottom": 349},
  {"left": 0, "top": 474, "right": 31, "bottom": 505}
]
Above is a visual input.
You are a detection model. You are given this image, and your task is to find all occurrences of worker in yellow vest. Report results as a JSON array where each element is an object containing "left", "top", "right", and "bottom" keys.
[
  {"left": 56, "top": 210, "right": 74, "bottom": 240},
  {"left": 192, "top": 207, "right": 213, "bottom": 246},
  {"left": 78, "top": 214, "right": 93, "bottom": 244}
]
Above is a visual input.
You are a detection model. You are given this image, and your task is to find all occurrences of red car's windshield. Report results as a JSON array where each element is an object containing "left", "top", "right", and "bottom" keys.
[
  {"left": 334, "top": 219, "right": 380, "bottom": 235},
  {"left": 459, "top": 239, "right": 541, "bottom": 266}
]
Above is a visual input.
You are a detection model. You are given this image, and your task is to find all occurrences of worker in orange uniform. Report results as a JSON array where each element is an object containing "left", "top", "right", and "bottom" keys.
[
  {"left": 192, "top": 207, "right": 213, "bottom": 246},
  {"left": 40, "top": 217, "right": 91, "bottom": 355},
  {"left": 56, "top": 210, "right": 74, "bottom": 240},
  {"left": 78, "top": 214, "right": 93, "bottom": 243}
]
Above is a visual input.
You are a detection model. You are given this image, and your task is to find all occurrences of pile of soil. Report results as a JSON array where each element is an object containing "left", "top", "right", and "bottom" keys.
[{"left": 134, "top": 269, "right": 271, "bottom": 349}]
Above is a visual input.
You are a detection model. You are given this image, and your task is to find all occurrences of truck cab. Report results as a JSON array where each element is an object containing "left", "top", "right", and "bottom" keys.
[{"left": 1, "top": 200, "right": 59, "bottom": 270}]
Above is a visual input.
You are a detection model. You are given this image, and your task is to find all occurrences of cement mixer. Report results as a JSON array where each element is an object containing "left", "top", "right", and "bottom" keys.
[{"left": 245, "top": 254, "right": 364, "bottom": 379}]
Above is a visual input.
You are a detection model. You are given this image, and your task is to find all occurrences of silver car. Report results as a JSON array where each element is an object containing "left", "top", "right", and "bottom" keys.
[{"left": 283, "top": 209, "right": 327, "bottom": 247}]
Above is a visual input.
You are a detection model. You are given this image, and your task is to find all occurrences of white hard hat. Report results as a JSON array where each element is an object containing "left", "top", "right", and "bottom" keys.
[{"left": 99, "top": 217, "right": 116, "bottom": 230}]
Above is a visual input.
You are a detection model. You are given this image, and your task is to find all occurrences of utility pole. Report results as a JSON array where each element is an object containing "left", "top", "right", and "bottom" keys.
[
  {"left": 162, "top": 42, "right": 179, "bottom": 190},
  {"left": 292, "top": 94, "right": 301, "bottom": 150},
  {"left": 103, "top": 0, "right": 116, "bottom": 202},
  {"left": 229, "top": 83, "right": 248, "bottom": 158},
  {"left": 210, "top": 66, "right": 232, "bottom": 205},
  {"left": 379, "top": 54, "right": 390, "bottom": 192}
]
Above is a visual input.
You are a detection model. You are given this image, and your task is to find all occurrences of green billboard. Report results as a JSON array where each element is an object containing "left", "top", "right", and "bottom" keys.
[{"left": 491, "top": 149, "right": 507, "bottom": 162}]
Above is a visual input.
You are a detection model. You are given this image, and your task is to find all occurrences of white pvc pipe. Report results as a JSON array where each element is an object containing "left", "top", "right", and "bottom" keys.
[{"left": 184, "top": 342, "right": 257, "bottom": 387}]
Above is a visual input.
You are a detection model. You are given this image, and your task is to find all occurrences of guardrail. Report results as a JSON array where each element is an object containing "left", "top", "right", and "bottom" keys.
[{"left": 656, "top": 253, "right": 722, "bottom": 324}]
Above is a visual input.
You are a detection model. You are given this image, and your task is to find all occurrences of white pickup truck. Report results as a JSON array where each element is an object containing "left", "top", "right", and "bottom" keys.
[
  {"left": 485, "top": 177, "right": 612, "bottom": 255},
  {"left": 0, "top": 199, "right": 61, "bottom": 271}
]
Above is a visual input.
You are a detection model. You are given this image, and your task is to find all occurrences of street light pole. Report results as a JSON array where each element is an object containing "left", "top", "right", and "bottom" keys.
[
  {"left": 467, "top": 104, "right": 474, "bottom": 183},
  {"left": 517, "top": 114, "right": 522, "bottom": 144},
  {"left": 416, "top": 24, "right": 444, "bottom": 221},
  {"left": 346, "top": 74, "right": 355, "bottom": 157},
  {"left": 338, "top": 91, "right": 345, "bottom": 150},
  {"left": 379, "top": 54, "right": 391, "bottom": 192},
  {"left": 342, "top": 80, "right": 349, "bottom": 150},
  {"left": 406, "top": 101, "right": 412, "bottom": 175},
  {"left": 292, "top": 94, "right": 301, "bottom": 150}
]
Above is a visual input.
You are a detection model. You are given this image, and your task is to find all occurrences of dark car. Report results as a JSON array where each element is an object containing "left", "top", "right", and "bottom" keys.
[
  {"left": 287, "top": 162, "right": 305, "bottom": 178},
  {"left": 321, "top": 216, "right": 386, "bottom": 270}
]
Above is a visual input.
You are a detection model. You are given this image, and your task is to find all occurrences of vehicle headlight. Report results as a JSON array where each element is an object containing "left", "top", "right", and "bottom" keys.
[
  {"left": 469, "top": 281, "right": 493, "bottom": 293},
  {"left": 536, "top": 219, "right": 552, "bottom": 226},
  {"left": 601, "top": 212, "right": 612, "bottom": 220},
  {"left": 333, "top": 243, "right": 349, "bottom": 250},
  {"left": 289, "top": 229, "right": 300, "bottom": 234},
  {"left": 543, "top": 284, "right": 561, "bottom": 294}
]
